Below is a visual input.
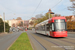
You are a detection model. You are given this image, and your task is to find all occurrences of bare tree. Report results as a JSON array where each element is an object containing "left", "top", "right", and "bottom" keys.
[
  {"left": 29, "top": 21, "right": 34, "bottom": 25},
  {"left": 35, "top": 14, "right": 43, "bottom": 18},
  {"left": 68, "top": 0, "right": 75, "bottom": 16}
]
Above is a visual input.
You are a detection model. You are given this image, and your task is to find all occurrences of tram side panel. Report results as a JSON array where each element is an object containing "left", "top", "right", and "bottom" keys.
[{"left": 35, "top": 25, "right": 46, "bottom": 35}]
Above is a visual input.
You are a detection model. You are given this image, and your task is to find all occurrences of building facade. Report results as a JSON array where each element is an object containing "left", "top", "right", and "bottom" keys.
[{"left": 8, "top": 17, "right": 24, "bottom": 27}]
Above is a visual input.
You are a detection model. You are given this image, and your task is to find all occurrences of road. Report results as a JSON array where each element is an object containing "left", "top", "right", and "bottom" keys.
[
  {"left": 0, "top": 31, "right": 23, "bottom": 50},
  {"left": 0, "top": 30, "right": 75, "bottom": 50},
  {"left": 26, "top": 30, "right": 75, "bottom": 50}
]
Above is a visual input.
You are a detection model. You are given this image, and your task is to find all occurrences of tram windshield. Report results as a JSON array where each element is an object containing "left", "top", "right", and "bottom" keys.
[{"left": 54, "top": 19, "right": 66, "bottom": 31}]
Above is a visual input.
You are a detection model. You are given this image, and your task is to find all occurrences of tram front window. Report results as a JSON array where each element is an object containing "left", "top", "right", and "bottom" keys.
[{"left": 54, "top": 19, "right": 66, "bottom": 31}]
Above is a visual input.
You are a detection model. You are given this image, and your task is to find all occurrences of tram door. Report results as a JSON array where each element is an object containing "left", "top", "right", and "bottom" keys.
[
  {"left": 50, "top": 23, "right": 54, "bottom": 36},
  {"left": 50, "top": 23, "right": 52, "bottom": 36},
  {"left": 45, "top": 24, "right": 50, "bottom": 36},
  {"left": 45, "top": 24, "right": 47, "bottom": 35}
]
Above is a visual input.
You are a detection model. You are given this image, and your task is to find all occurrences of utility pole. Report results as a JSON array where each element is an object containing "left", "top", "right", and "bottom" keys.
[
  {"left": 23, "top": 21, "right": 24, "bottom": 27},
  {"left": 3, "top": 12, "right": 5, "bottom": 33},
  {"left": 49, "top": 13, "right": 50, "bottom": 19}
]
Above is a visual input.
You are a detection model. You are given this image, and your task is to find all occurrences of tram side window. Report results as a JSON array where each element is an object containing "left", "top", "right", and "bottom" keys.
[
  {"left": 41, "top": 25, "right": 45, "bottom": 31},
  {"left": 52, "top": 23, "right": 54, "bottom": 31},
  {"left": 38, "top": 26, "right": 41, "bottom": 31},
  {"left": 50, "top": 23, "right": 52, "bottom": 31},
  {"left": 42, "top": 25, "right": 45, "bottom": 31},
  {"left": 35, "top": 27, "right": 38, "bottom": 30},
  {"left": 39, "top": 26, "right": 43, "bottom": 31},
  {"left": 50, "top": 23, "right": 54, "bottom": 31},
  {"left": 36, "top": 25, "right": 45, "bottom": 31},
  {"left": 40, "top": 26, "right": 42, "bottom": 31},
  {"left": 46, "top": 24, "right": 50, "bottom": 31}
]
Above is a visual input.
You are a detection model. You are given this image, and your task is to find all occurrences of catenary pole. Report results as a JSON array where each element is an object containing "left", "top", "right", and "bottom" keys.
[{"left": 3, "top": 12, "right": 5, "bottom": 33}]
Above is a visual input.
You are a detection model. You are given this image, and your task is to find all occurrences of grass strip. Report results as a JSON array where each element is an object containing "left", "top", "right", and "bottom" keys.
[{"left": 9, "top": 32, "right": 33, "bottom": 50}]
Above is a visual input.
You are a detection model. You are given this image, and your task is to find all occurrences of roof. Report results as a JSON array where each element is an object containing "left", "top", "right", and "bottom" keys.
[
  {"left": 47, "top": 9, "right": 54, "bottom": 14},
  {"left": 65, "top": 15, "right": 75, "bottom": 21},
  {"left": 31, "top": 17, "right": 36, "bottom": 20}
]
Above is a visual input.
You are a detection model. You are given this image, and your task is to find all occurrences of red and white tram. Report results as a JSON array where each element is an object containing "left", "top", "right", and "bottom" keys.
[{"left": 35, "top": 17, "right": 67, "bottom": 37}]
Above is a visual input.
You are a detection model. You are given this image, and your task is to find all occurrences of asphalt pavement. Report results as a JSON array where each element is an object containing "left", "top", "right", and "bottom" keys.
[
  {"left": 0, "top": 30, "right": 75, "bottom": 50},
  {"left": 26, "top": 30, "right": 75, "bottom": 50},
  {"left": 0, "top": 31, "right": 23, "bottom": 50}
]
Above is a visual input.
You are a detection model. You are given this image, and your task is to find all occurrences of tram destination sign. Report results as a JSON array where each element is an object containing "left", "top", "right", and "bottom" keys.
[{"left": 54, "top": 19, "right": 65, "bottom": 22}]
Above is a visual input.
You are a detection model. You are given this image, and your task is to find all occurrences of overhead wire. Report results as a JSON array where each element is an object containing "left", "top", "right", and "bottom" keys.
[
  {"left": 31, "top": 0, "right": 42, "bottom": 17},
  {"left": 51, "top": 0, "right": 62, "bottom": 9},
  {"left": 31, "top": 0, "right": 63, "bottom": 17},
  {"left": 40, "top": 0, "right": 63, "bottom": 16}
]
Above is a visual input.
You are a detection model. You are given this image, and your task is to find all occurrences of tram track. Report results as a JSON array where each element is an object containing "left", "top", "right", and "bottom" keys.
[
  {"left": 35, "top": 33, "right": 75, "bottom": 45},
  {"left": 26, "top": 30, "right": 75, "bottom": 50},
  {"left": 33, "top": 33, "right": 75, "bottom": 50},
  {"left": 44, "top": 39, "right": 67, "bottom": 50},
  {"left": 33, "top": 33, "right": 68, "bottom": 50},
  {"left": 34, "top": 34, "right": 67, "bottom": 50},
  {"left": 26, "top": 31, "right": 47, "bottom": 50},
  {"left": 44, "top": 37, "right": 75, "bottom": 50},
  {"left": 54, "top": 37, "right": 75, "bottom": 45},
  {"left": 58, "top": 39, "right": 75, "bottom": 45},
  {"left": 30, "top": 34, "right": 47, "bottom": 50}
]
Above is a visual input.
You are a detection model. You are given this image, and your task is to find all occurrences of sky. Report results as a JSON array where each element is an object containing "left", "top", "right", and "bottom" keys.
[{"left": 0, "top": 0, "right": 73, "bottom": 20}]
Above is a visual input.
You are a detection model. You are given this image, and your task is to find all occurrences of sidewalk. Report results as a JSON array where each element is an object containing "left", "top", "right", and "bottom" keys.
[{"left": 0, "top": 32, "right": 8, "bottom": 36}]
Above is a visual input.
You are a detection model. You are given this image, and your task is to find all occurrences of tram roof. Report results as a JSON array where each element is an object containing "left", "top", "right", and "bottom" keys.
[
  {"left": 35, "top": 16, "right": 66, "bottom": 27},
  {"left": 36, "top": 19, "right": 49, "bottom": 27}
]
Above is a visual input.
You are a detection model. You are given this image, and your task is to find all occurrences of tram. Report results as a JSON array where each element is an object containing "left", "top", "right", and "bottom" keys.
[{"left": 35, "top": 17, "right": 67, "bottom": 37}]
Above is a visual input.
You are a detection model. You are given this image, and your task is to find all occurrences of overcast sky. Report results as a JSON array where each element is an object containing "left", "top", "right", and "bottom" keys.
[{"left": 0, "top": 0, "right": 73, "bottom": 20}]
